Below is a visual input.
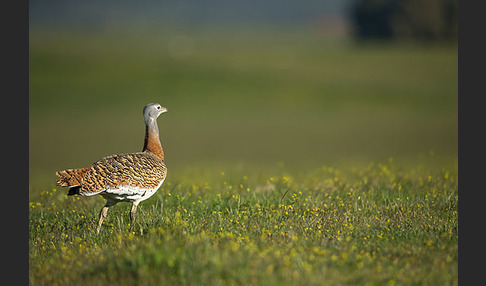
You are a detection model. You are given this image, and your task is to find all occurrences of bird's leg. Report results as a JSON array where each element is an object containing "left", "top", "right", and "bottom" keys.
[
  {"left": 97, "top": 201, "right": 115, "bottom": 234},
  {"left": 129, "top": 202, "right": 139, "bottom": 232},
  {"left": 96, "top": 206, "right": 109, "bottom": 234}
]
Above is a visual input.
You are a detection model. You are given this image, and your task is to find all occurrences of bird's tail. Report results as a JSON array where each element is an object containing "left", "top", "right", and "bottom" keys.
[{"left": 55, "top": 167, "right": 91, "bottom": 189}]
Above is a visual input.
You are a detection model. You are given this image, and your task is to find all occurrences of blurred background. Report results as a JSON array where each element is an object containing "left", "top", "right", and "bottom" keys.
[{"left": 29, "top": 0, "right": 458, "bottom": 189}]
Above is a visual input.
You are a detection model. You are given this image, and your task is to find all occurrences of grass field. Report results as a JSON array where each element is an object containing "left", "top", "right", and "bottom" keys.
[
  {"left": 29, "top": 162, "right": 457, "bottom": 285},
  {"left": 29, "top": 29, "right": 457, "bottom": 285}
]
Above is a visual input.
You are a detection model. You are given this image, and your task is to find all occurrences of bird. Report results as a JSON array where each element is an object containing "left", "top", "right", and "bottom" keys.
[{"left": 55, "top": 103, "right": 168, "bottom": 234}]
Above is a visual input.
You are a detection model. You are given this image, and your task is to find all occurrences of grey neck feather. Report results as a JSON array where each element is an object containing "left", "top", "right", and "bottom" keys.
[{"left": 145, "top": 117, "right": 159, "bottom": 137}]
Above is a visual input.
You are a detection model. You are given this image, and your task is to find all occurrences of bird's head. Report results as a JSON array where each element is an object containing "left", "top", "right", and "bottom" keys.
[{"left": 143, "top": 103, "right": 168, "bottom": 123}]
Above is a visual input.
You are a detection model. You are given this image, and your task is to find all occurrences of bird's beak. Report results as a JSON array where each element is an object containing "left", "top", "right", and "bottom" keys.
[{"left": 161, "top": 107, "right": 168, "bottom": 113}]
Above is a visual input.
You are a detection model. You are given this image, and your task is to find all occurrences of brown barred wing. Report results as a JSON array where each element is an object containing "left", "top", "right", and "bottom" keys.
[{"left": 78, "top": 152, "right": 167, "bottom": 196}]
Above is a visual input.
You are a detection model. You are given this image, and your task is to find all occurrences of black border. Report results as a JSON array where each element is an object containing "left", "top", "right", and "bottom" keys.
[
  {"left": 458, "top": 1, "right": 483, "bottom": 285},
  {"left": 4, "top": 0, "right": 29, "bottom": 283}
]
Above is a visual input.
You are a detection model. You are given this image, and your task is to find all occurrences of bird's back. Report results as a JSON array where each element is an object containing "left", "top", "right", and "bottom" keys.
[{"left": 56, "top": 151, "right": 167, "bottom": 198}]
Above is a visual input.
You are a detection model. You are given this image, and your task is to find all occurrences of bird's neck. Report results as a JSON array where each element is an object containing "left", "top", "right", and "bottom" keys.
[{"left": 143, "top": 119, "right": 164, "bottom": 161}]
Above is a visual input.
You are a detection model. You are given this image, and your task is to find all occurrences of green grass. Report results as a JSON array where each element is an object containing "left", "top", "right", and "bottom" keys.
[
  {"left": 29, "top": 161, "right": 457, "bottom": 285},
  {"left": 29, "top": 29, "right": 457, "bottom": 285}
]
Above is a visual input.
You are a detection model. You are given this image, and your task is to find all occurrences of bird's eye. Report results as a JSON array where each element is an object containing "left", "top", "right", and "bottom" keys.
[{"left": 157, "top": 106, "right": 160, "bottom": 110}]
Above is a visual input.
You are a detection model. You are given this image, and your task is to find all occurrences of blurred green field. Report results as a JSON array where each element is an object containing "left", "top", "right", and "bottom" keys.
[
  {"left": 29, "top": 29, "right": 457, "bottom": 285},
  {"left": 29, "top": 30, "right": 457, "bottom": 190}
]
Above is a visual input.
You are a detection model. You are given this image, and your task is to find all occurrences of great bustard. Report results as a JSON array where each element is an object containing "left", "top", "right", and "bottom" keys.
[{"left": 55, "top": 103, "right": 168, "bottom": 233}]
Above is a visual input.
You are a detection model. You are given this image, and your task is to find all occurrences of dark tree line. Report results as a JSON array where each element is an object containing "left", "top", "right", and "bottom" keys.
[{"left": 349, "top": 0, "right": 457, "bottom": 41}]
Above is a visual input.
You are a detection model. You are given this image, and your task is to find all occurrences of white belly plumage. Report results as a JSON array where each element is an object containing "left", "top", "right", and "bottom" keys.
[{"left": 87, "top": 179, "right": 165, "bottom": 204}]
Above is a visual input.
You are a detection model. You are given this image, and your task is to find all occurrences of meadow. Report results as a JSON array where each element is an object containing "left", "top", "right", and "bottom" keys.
[
  {"left": 29, "top": 29, "right": 457, "bottom": 285},
  {"left": 29, "top": 162, "right": 457, "bottom": 285}
]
